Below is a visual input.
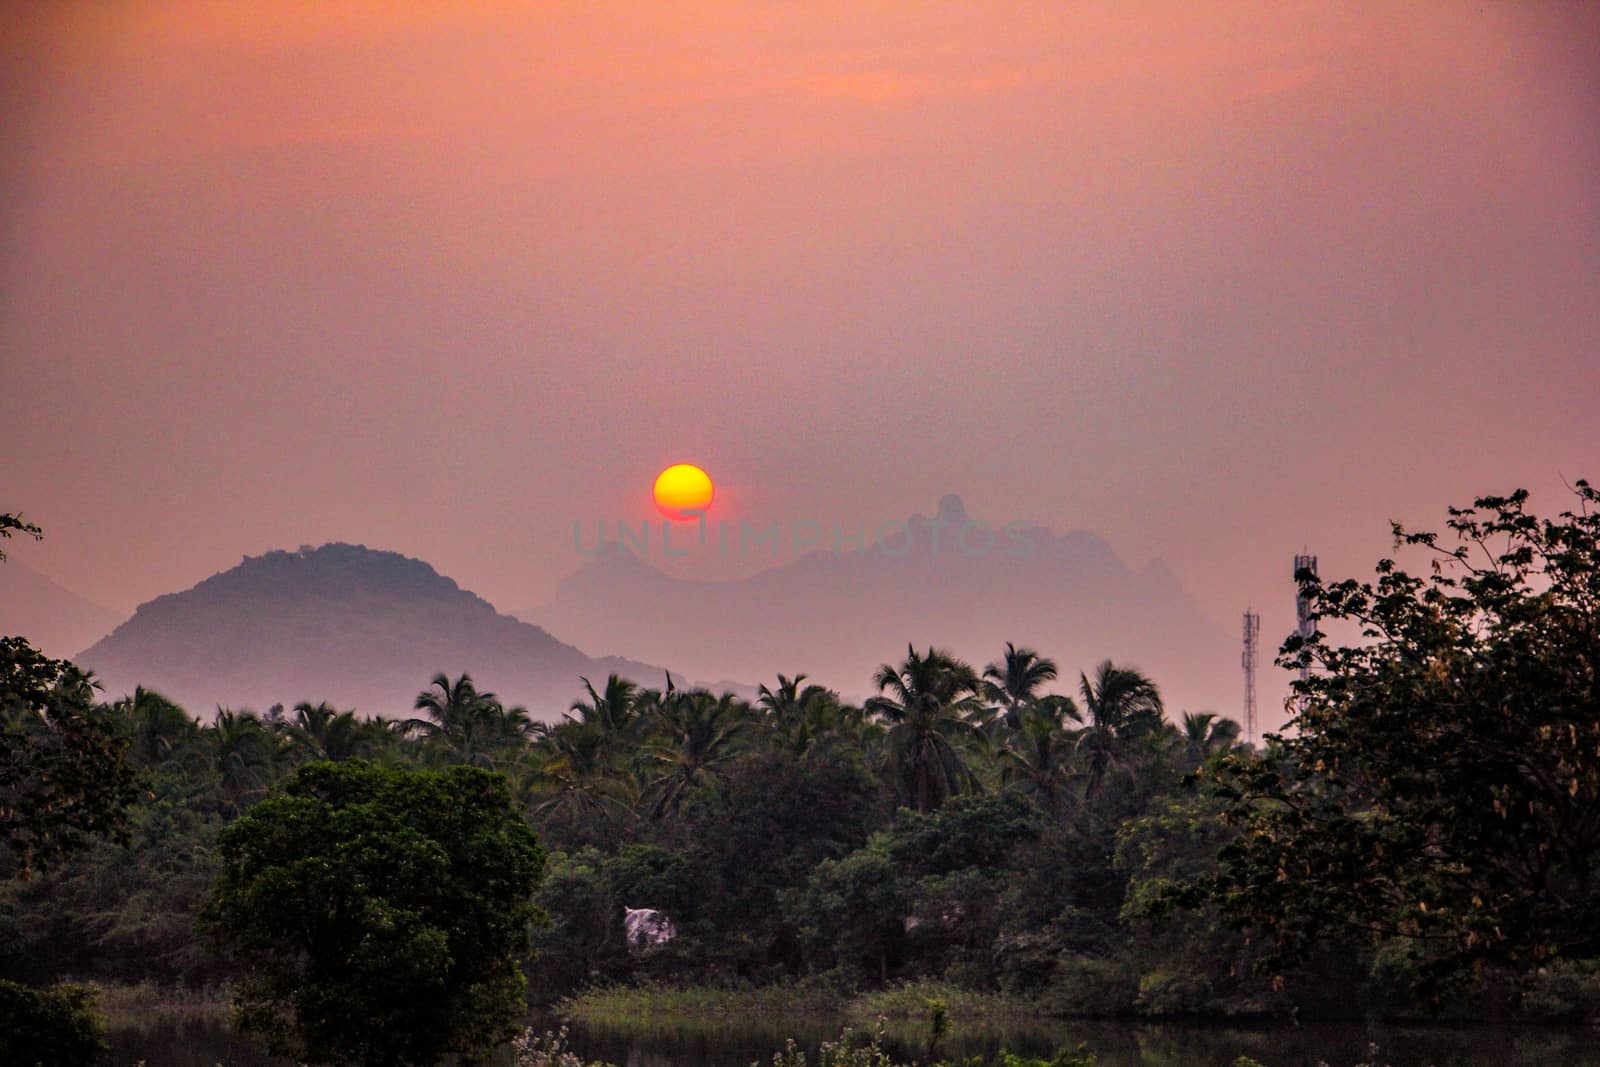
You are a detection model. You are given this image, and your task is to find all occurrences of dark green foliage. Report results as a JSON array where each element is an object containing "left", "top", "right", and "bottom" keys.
[
  {"left": 0, "top": 636, "right": 139, "bottom": 876},
  {"left": 685, "top": 749, "right": 882, "bottom": 975},
  {"left": 14, "top": 477, "right": 1600, "bottom": 1043},
  {"left": 785, "top": 844, "right": 909, "bottom": 983},
  {"left": 0, "top": 978, "right": 106, "bottom": 1067},
  {"left": 527, "top": 847, "right": 629, "bottom": 998},
  {"left": 1112, "top": 791, "right": 1284, "bottom": 1016},
  {"left": 1200, "top": 482, "right": 1600, "bottom": 997},
  {"left": 204, "top": 760, "right": 546, "bottom": 1067},
  {"left": 637, "top": 689, "right": 749, "bottom": 816},
  {"left": 885, "top": 794, "right": 1042, "bottom": 877},
  {"left": 0, "top": 790, "right": 226, "bottom": 985},
  {"left": 868, "top": 646, "right": 985, "bottom": 812},
  {"left": 404, "top": 672, "right": 536, "bottom": 767}
]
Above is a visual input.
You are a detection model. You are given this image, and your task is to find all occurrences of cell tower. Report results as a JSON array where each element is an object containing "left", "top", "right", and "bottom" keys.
[
  {"left": 1241, "top": 608, "right": 1261, "bottom": 745},
  {"left": 1293, "top": 553, "right": 1318, "bottom": 689}
]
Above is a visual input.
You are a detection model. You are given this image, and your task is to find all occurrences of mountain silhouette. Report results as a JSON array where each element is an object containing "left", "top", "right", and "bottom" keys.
[
  {"left": 77, "top": 543, "right": 688, "bottom": 719},
  {"left": 0, "top": 560, "right": 121, "bottom": 660},
  {"left": 529, "top": 496, "right": 1246, "bottom": 719}
]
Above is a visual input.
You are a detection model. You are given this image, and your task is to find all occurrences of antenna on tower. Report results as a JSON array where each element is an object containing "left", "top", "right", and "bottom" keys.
[{"left": 1241, "top": 607, "right": 1260, "bottom": 745}]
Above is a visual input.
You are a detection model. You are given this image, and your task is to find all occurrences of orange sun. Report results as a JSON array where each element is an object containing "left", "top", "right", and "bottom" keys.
[{"left": 653, "top": 463, "right": 714, "bottom": 520}]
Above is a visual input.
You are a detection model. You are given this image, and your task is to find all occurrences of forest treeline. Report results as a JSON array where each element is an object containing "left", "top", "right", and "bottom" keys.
[
  {"left": 3, "top": 645, "right": 1263, "bottom": 1010},
  {"left": 4, "top": 483, "right": 1600, "bottom": 1030}
]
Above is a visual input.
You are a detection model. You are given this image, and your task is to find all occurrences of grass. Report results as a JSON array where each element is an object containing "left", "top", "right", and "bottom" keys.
[
  {"left": 561, "top": 978, "right": 1049, "bottom": 1027},
  {"left": 844, "top": 981, "right": 1044, "bottom": 1022},
  {"left": 83, "top": 980, "right": 233, "bottom": 1031},
  {"left": 560, "top": 979, "right": 846, "bottom": 1022},
  {"left": 515, "top": 1023, "right": 1109, "bottom": 1067}
]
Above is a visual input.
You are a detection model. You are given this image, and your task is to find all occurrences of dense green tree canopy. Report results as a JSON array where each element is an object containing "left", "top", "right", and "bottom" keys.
[
  {"left": 0, "top": 978, "right": 104, "bottom": 1067},
  {"left": 1202, "top": 483, "right": 1600, "bottom": 995},
  {"left": 0, "top": 637, "right": 139, "bottom": 877},
  {"left": 22, "top": 481, "right": 1600, "bottom": 1045},
  {"left": 204, "top": 760, "right": 546, "bottom": 1067}
]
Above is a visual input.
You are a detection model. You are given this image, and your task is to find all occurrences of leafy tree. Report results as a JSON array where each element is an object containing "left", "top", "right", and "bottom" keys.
[
  {"left": 0, "top": 638, "right": 139, "bottom": 877},
  {"left": 888, "top": 795, "right": 1046, "bottom": 983},
  {"left": 2, "top": 780, "right": 228, "bottom": 986},
  {"left": 1114, "top": 790, "right": 1280, "bottom": 1016},
  {"left": 1201, "top": 483, "right": 1600, "bottom": 996},
  {"left": 783, "top": 845, "right": 906, "bottom": 984},
  {"left": 882, "top": 792, "right": 1043, "bottom": 879},
  {"left": 525, "top": 847, "right": 630, "bottom": 999},
  {"left": 682, "top": 746, "right": 881, "bottom": 976},
  {"left": 204, "top": 760, "right": 546, "bottom": 1067}
]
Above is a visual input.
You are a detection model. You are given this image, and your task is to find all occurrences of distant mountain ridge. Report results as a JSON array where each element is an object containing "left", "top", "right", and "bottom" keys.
[
  {"left": 527, "top": 495, "right": 1244, "bottom": 718},
  {"left": 77, "top": 543, "right": 688, "bottom": 719},
  {"left": 0, "top": 559, "right": 121, "bottom": 660}
]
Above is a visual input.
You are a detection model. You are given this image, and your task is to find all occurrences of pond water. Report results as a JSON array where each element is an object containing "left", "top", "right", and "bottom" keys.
[{"left": 107, "top": 1013, "right": 1600, "bottom": 1067}]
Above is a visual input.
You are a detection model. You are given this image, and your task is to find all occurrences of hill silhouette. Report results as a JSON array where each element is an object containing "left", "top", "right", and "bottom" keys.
[
  {"left": 529, "top": 495, "right": 1249, "bottom": 720},
  {"left": 77, "top": 543, "right": 684, "bottom": 719},
  {"left": 0, "top": 559, "right": 121, "bottom": 660}
]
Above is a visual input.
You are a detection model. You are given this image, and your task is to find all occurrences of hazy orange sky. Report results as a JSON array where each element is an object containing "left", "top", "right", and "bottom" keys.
[{"left": 3, "top": 2, "right": 1597, "bottom": 693}]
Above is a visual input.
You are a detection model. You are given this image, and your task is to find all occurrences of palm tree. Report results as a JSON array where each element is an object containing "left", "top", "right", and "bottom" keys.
[
  {"left": 997, "top": 694, "right": 1083, "bottom": 804},
  {"left": 113, "top": 686, "right": 198, "bottom": 766},
  {"left": 981, "top": 643, "right": 1059, "bottom": 730},
  {"left": 407, "top": 672, "right": 483, "bottom": 732},
  {"left": 527, "top": 719, "right": 636, "bottom": 823},
  {"left": 284, "top": 701, "right": 378, "bottom": 763},
  {"left": 485, "top": 701, "right": 537, "bottom": 748},
  {"left": 866, "top": 645, "right": 985, "bottom": 811},
  {"left": 1178, "top": 711, "right": 1241, "bottom": 766},
  {"left": 1075, "top": 660, "right": 1164, "bottom": 795},
  {"left": 637, "top": 690, "right": 749, "bottom": 817},
  {"left": 756, "top": 673, "right": 847, "bottom": 757},
  {"left": 568, "top": 674, "right": 640, "bottom": 738},
  {"left": 206, "top": 708, "right": 278, "bottom": 814},
  {"left": 403, "top": 672, "right": 529, "bottom": 767}
]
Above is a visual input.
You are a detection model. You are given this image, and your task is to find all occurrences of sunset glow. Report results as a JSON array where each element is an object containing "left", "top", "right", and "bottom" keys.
[
  {"left": 4, "top": 6, "right": 1600, "bottom": 1059},
  {"left": 4, "top": 0, "right": 1597, "bottom": 729}
]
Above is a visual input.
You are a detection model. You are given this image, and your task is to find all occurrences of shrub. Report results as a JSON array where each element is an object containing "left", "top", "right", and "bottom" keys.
[
  {"left": 512, "top": 1026, "right": 616, "bottom": 1067},
  {"left": 759, "top": 1026, "right": 901, "bottom": 1067},
  {"left": 1134, "top": 967, "right": 1212, "bottom": 1015},
  {"left": 0, "top": 978, "right": 106, "bottom": 1067},
  {"left": 1042, "top": 956, "right": 1137, "bottom": 1016},
  {"left": 1519, "top": 960, "right": 1600, "bottom": 1022}
]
